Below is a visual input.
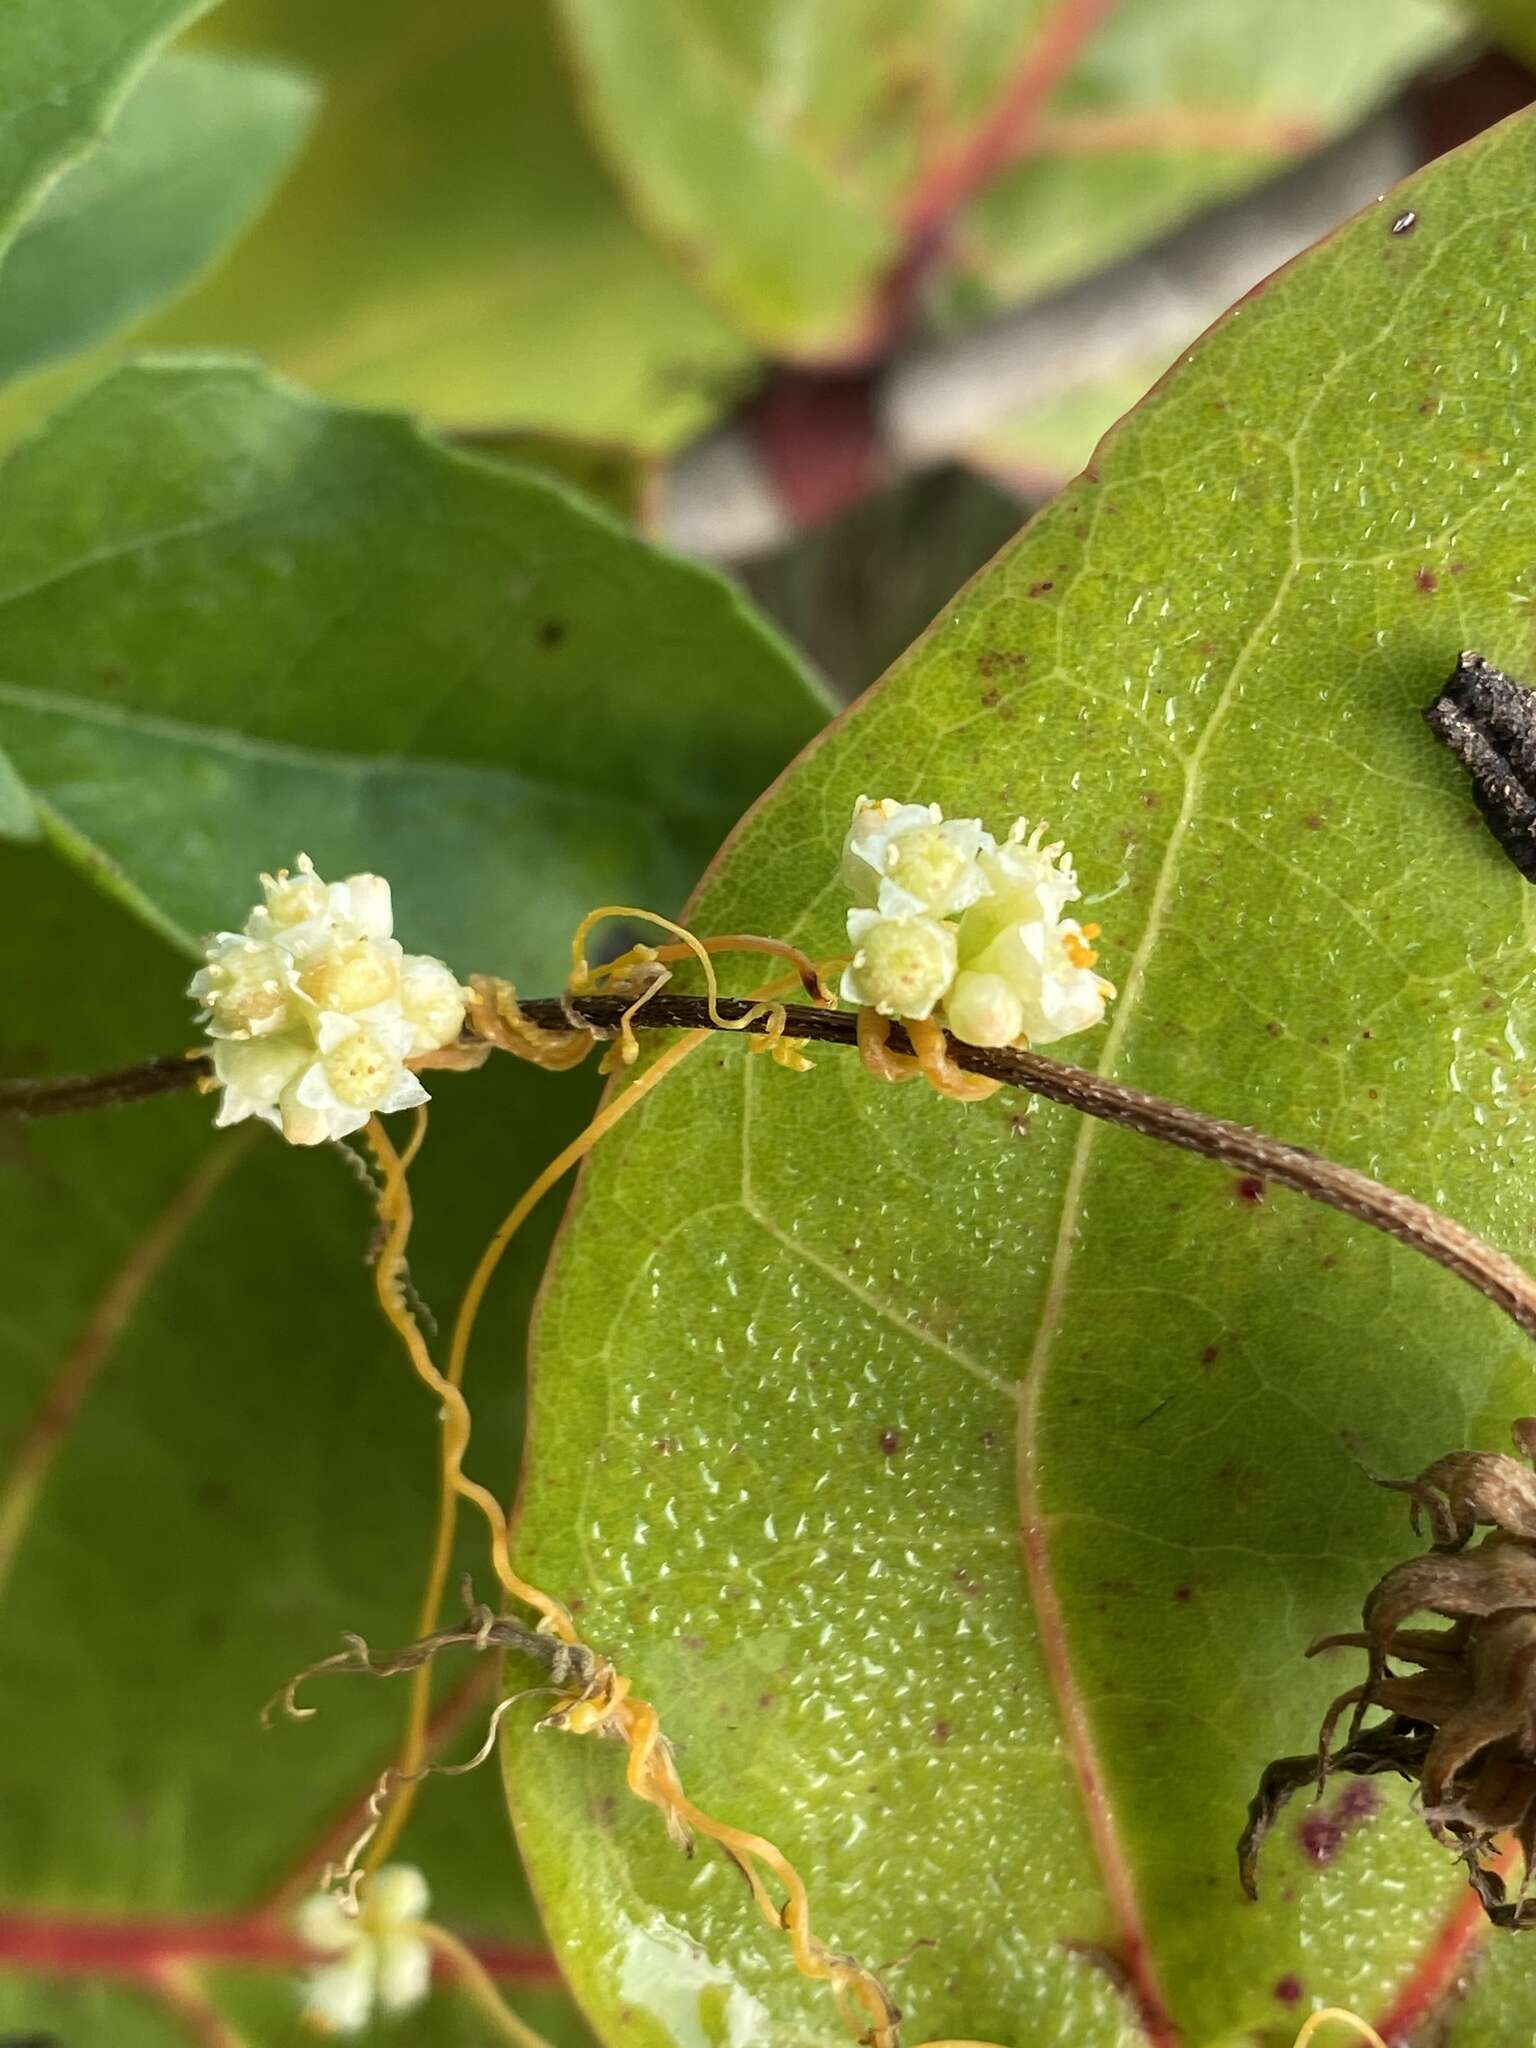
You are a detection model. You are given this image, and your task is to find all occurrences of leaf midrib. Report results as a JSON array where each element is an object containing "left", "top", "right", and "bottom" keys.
[{"left": 0, "top": 679, "right": 721, "bottom": 829}]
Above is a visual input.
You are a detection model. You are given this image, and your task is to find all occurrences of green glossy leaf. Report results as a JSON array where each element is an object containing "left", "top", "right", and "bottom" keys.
[
  {"left": 0, "top": 358, "right": 825, "bottom": 969},
  {"left": 0, "top": 50, "right": 317, "bottom": 389},
  {"left": 0, "top": 0, "right": 208, "bottom": 258},
  {"left": 0, "top": 841, "right": 593, "bottom": 2044},
  {"left": 554, "top": 0, "right": 1451, "bottom": 359},
  {"left": 510, "top": 107, "right": 1536, "bottom": 2042},
  {"left": 123, "top": 0, "right": 750, "bottom": 452}
]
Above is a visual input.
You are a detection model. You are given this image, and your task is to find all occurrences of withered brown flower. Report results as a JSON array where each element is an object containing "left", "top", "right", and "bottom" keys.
[{"left": 1240, "top": 1421, "right": 1536, "bottom": 1927}]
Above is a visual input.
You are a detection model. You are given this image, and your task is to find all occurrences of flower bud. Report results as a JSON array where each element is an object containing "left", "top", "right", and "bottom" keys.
[
  {"left": 399, "top": 953, "right": 470, "bottom": 1054},
  {"left": 945, "top": 970, "right": 1027, "bottom": 1049}
]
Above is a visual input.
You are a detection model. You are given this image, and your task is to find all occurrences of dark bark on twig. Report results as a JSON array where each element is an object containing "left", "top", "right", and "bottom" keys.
[{"left": 9, "top": 991, "right": 1536, "bottom": 1344}]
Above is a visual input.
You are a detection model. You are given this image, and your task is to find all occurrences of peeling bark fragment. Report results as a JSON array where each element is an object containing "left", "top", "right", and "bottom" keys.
[
  {"left": 1242, "top": 1421, "right": 1536, "bottom": 1923},
  {"left": 1425, "top": 652, "right": 1536, "bottom": 880}
]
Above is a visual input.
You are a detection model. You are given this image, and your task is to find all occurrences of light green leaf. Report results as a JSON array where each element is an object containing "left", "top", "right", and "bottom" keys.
[
  {"left": 1462, "top": 0, "right": 1536, "bottom": 64},
  {"left": 553, "top": 0, "right": 1046, "bottom": 357},
  {"left": 554, "top": 0, "right": 1453, "bottom": 359},
  {"left": 0, "top": 49, "right": 317, "bottom": 389},
  {"left": 0, "top": 0, "right": 210, "bottom": 258},
  {"left": 119, "top": 0, "right": 751, "bottom": 452},
  {"left": 0, "top": 841, "right": 593, "bottom": 2044},
  {"left": 510, "top": 106, "right": 1536, "bottom": 2043},
  {"left": 0, "top": 357, "right": 826, "bottom": 968},
  {"left": 947, "top": 0, "right": 1451, "bottom": 313}
]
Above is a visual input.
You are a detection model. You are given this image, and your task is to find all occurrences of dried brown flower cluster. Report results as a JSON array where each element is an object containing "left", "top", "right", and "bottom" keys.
[{"left": 1241, "top": 1421, "right": 1536, "bottom": 1926}]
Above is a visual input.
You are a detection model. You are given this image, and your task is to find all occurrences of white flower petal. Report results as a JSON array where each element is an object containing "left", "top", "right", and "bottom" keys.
[
  {"left": 945, "top": 969, "right": 1026, "bottom": 1048},
  {"left": 332, "top": 871, "right": 394, "bottom": 940},
  {"left": 367, "top": 1864, "right": 431, "bottom": 1925},
  {"left": 295, "top": 1892, "right": 358, "bottom": 1957},
  {"left": 374, "top": 1933, "right": 432, "bottom": 2015},
  {"left": 303, "top": 1953, "right": 375, "bottom": 2035},
  {"left": 398, "top": 954, "right": 469, "bottom": 1054}
]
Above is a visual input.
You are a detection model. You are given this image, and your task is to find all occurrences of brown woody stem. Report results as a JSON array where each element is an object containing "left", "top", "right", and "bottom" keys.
[{"left": 8, "top": 994, "right": 1536, "bottom": 1342}]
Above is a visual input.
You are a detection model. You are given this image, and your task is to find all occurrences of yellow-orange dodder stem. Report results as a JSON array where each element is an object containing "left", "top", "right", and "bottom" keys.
[
  {"left": 352, "top": 1093, "right": 920, "bottom": 2041},
  {"left": 367, "top": 918, "right": 834, "bottom": 1871},
  {"left": 361, "top": 1030, "right": 708, "bottom": 1870},
  {"left": 1290, "top": 2012, "right": 1388, "bottom": 2048},
  {"left": 414, "top": 1922, "right": 556, "bottom": 2048}
]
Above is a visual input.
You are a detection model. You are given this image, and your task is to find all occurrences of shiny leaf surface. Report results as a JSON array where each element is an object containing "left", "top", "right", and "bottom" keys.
[{"left": 511, "top": 106, "right": 1536, "bottom": 2044}]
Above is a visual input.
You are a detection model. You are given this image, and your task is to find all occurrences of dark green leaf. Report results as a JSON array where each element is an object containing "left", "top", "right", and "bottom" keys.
[
  {"left": 0, "top": 843, "right": 592, "bottom": 2043},
  {"left": 0, "top": 50, "right": 317, "bottom": 389},
  {"left": 0, "top": 359, "right": 826, "bottom": 969},
  {"left": 0, "top": 0, "right": 209, "bottom": 257}
]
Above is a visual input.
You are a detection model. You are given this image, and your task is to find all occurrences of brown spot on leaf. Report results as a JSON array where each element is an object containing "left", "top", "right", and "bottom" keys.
[
  {"left": 930, "top": 1720, "right": 951, "bottom": 1745},
  {"left": 1027, "top": 580, "right": 1055, "bottom": 598},
  {"left": 1416, "top": 567, "right": 1438, "bottom": 593},
  {"left": 1236, "top": 1176, "right": 1266, "bottom": 1205},
  {"left": 879, "top": 1429, "right": 903, "bottom": 1456},
  {"left": 976, "top": 648, "right": 1029, "bottom": 680},
  {"left": 1273, "top": 1975, "right": 1304, "bottom": 2007},
  {"left": 536, "top": 618, "right": 567, "bottom": 649}
]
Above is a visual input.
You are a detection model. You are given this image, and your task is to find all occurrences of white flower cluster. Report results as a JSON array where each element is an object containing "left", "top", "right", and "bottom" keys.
[
  {"left": 839, "top": 796, "right": 1114, "bottom": 1048},
  {"left": 297, "top": 1865, "right": 432, "bottom": 2034},
  {"left": 190, "top": 855, "right": 470, "bottom": 1145}
]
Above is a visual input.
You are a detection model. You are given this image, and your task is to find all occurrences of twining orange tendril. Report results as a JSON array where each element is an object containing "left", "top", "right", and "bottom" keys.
[
  {"left": 357, "top": 1093, "right": 922, "bottom": 2041},
  {"left": 372, "top": 924, "right": 838, "bottom": 1865},
  {"left": 364, "top": 1112, "right": 572, "bottom": 1635},
  {"left": 414, "top": 1920, "right": 554, "bottom": 2048},
  {"left": 569, "top": 905, "right": 833, "bottom": 1062},
  {"left": 855, "top": 1010, "right": 1001, "bottom": 1102},
  {"left": 361, "top": 1050, "right": 704, "bottom": 1867},
  {"left": 1290, "top": 2012, "right": 1387, "bottom": 2048},
  {"left": 856, "top": 1006, "right": 922, "bottom": 1083},
  {"left": 905, "top": 1018, "right": 1001, "bottom": 1103}
]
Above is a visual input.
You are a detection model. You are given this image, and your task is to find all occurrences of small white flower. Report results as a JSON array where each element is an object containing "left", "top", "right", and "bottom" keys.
[
  {"left": 210, "top": 1034, "right": 312, "bottom": 1131},
  {"left": 193, "top": 856, "right": 468, "bottom": 1142},
  {"left": 297, "top": 1866, "right": 432, "bottom": 2036},
  {"left": 841, "top": 908, "right": 957, "bottom": 1020},
  {"left": 245, "top": 853, "right": 332, "bottom": 937},
  {"left": 325, "top": 869, "right": 394, "bottom": 942},
  {"left": 287, "top": 1012, "right": 427, "bottom": 1144},
  {"left": 836, "top": 798, "right": 1114, "bottom": 1051},
  {"left": 841, "top": 795, "right": 994, "bottom": 917},
  {"left": 398, "top": 953, "right": 471, "bottom": 1056},
  {"left": 288, "top": 926, "right": 404, "bottom": 1019},
  {"left": 951, "top": 915, "right": 1113, "bottom": 1048},
  {"left": 190, "top": 933, "right": 299, "bottom": 1040}
]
